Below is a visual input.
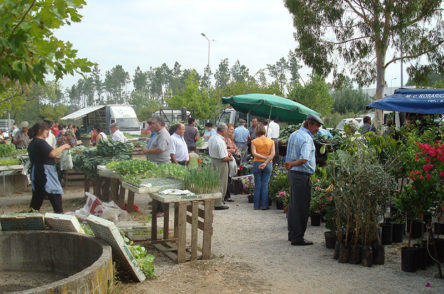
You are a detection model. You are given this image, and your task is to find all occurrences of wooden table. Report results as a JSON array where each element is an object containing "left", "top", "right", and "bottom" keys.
[
  {"left": 150, "top": 191, "right": 221, "bottom": 263},
  {"left": 96, "top": 166, "right": 125, "bottom": 208},
  {"left": 121, "top": 177, "right": 183, "bottom": 213}
]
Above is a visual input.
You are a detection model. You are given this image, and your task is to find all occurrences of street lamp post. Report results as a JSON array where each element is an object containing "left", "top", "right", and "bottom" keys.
[
  {"left": 391, "top": 77, "right": 397, "bottom": 90},
  {"left": 201, "top": 33, "right": 211, "bottom": 69}
]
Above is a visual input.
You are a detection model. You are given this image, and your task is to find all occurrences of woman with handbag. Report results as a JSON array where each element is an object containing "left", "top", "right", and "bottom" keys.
[{"left": 251, "top": 123, "right": 275, "bottom": 210}]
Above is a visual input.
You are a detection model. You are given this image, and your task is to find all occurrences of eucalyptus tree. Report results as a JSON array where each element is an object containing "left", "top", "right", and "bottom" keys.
[
  {"left": 214, "top": 58, "right": 231, "bottom": 90},
  {"left": 284, "top": 0, "right": 444, "bottom": 123}
]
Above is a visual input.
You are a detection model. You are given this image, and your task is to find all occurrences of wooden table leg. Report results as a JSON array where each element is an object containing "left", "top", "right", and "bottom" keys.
[
  {"left": 93, "top": 178, "right": 101, "bottom": 197},
  {"left": 177, "top": 202, "right": 187, "bottom": 263},
  {"left": 174, "top": 202, "right": 179, "bottom": 239},
  {"left": 163, "top": 203, "right": 169, "bottom": 240},
  {"left": 84, "top": 176, "right": 90, "bottom": 192},
  {"left": 109, "top": 179, "right": 119, "bottom": 202},
  {"left": 102, "top": 178, "right": 110, "bottom": 201},
  {"left": 190, "top": 201, "right": 199, "bottom": 261},
  {"left": 202, "top": 199, "right": 214, "bottom": 260},
  {"left": 151, "top": 199, "right": 158, "bottom": 242},
  {"left": 127, "top": 190, "right": 135, "bottom": 212},
  {"left": 117, "top": 185, "right": 125, "bottom": 208}
]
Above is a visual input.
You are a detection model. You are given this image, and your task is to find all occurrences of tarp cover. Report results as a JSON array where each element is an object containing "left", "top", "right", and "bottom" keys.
[
  {"left": 368, "top": 88, "right": 444, "bottom": 114},
  {"left": 61, "top": 105, "right": 105, "bottom": 120}
]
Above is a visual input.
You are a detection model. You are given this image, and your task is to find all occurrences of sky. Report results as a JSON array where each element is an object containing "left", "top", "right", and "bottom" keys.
[{"left": 56, "top": 0, "right": 407, "bottom": 91}]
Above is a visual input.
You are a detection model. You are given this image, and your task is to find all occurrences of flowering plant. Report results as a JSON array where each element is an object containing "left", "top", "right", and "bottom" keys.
[
  {"left": 241, "top": 176, "right": 254, "bottom": 194},
  {"left": 278, "top": 191, "right": 289, "bottom": 208},
  {"left": 310, "top": 178, "right": 333, "bottom": 214},
  {"left": 395, "top": 141, "right": 444, "bottom": 243}
]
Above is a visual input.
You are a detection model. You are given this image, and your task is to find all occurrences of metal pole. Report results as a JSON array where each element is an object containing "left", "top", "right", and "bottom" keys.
[{"left": 201, "top": 33, "right": 210, "bottom": 69}]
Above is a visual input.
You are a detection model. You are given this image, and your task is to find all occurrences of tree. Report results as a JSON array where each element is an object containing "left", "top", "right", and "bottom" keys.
[
  {"left": 133, "top": 66, "right": 148, "bottom": 93},
  {"left": 332, "top": 88, "right": 371, "bottom": 114},
  {"left": 91, "top": 65, "right": 104, "bottom": 104},
  {"left": 214, "top": 58, "right": 231, "bottom": 90},
  {"left": 166, "top": 71, "right": 219, "bottom": 120},
  {"left": 0, "top": 0, "right": 93, "bottom": 105},
  {"left": 284, "top": 0, "right": 444, "bottom": 123},
  {"left": 104, "top": 65, "right": 130, "bottom": 104},
  {"left": 230, "top": 60, "right": 250, "bottom": 83},
  {"left": 267, "top": 57, "right": 288, "bottom": 94},
  {"left": 287, "top": 74, "right": 333, "bottom": 116}
]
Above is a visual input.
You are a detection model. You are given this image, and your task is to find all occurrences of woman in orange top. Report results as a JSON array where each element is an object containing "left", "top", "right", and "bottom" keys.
[{"left": 251, "top": 123, "right": 275, "bottom": 210}]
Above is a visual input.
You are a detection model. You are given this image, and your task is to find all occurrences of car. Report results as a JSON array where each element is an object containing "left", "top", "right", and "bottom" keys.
[{"left": 335, "top": 118, "right": 363, "bottom": 131}]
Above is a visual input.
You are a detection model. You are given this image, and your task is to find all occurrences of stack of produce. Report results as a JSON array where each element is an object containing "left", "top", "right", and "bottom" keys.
[
  {"left": 105, "top": 160, "right": 187, "bottom": 186},
  {"left": 183, "top": 167, "right": 220, "bottom": 194},
  {"left": 72, "top": 140, "right": 133, "bottom": 178}
]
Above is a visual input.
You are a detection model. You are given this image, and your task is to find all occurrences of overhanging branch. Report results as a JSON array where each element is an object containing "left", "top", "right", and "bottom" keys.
[{"left": 384, "top": 41, "right": 444, "bottom": 68}]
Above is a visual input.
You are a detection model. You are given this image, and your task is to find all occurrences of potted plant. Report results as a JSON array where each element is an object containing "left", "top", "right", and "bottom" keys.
[
  {"left": 395, "top": 140, "right": 444, "bottom": 273},
  {"left": 310, "top": 179, "right": 331, "bottom": 226},
  {"left": 330, "top": 139, "right": 396, "bottom": 267},
  {"left": 268, "top": 169, "right": 289, "bottom": 210},
  {"left": 241, "top": 176, "right": 254, "bottom": 203},
  {"left": 278, "top": 191, "right": 289, "bottom": 213}
]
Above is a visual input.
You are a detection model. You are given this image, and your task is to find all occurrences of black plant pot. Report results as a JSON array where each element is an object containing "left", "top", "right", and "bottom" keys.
[
  {"left": 310, "top": 213, "right": 321, "bottom": 226},
  {"left": 437, "top": 239, "right": 444, "bottom": 262},
  {"left": 392, "top": 223, "right": 404, "bottom": 243},
  {"left": 247, "top": 194, "right": 254, "bottom": 203},
  {"left": 349, "top": 244, "right": 362, "bottom": 264},
  {"left": 416, "top": 246, "right": 427, "bottom": 270},
  {"left": 275, "top": 200, "right": 283, "bottom": 210},
  {"left": 338, "top": 242, "right": 350, "bottom": 263},
  {"left": 380, "top": 223, "right": 393, "bottom": 245},
  {"left": 434, "top": 222, "right": 444, "bottom": 235},
  {"left": 373, "top": 243, "right": 385, "bottom": 265},
  {"left": 361, "top": 245, "right": 373, "bottom": 267},
  {"left": 324, "top": 231, "right": 337, "bottom": 249},
  {"left": 410, "top": 220, "right": 424, "bottom": 239},
  {"left": 333, "top": 241, "right": 340, "bottom": 259},
  {"left": 401, "top": 247, "right": 418, "bottom": 272}
]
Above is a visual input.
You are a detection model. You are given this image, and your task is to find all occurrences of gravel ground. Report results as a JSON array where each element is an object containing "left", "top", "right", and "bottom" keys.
[{"left": 2, "top": 187, "right": 444, "bottom": 293}]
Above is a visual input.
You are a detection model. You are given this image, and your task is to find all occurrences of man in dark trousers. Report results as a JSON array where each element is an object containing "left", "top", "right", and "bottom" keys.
[
  {"left": 184, "top": 117, "right": 199, "bottom": 148},
  {"left": 284, "top": 114, "right": 323, "bottom": 246}
]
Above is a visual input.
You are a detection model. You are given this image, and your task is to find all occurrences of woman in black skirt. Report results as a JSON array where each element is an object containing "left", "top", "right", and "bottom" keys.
[{"left": 28, "top": 121, "right": 71, "bottom": 213}]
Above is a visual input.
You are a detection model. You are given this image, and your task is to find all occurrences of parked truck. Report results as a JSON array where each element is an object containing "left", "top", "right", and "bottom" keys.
[{"left": 61, "top": 105, "right": 141, "bottom": 135}]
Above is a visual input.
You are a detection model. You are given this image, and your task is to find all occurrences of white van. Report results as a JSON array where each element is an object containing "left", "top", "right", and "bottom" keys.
[{"left": 62, "top": 105, "right": 141, "bottom": 135}]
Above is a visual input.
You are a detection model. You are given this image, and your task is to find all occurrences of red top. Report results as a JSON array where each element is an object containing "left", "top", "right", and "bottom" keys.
[{"left": 51, "top": 126, "right": 59, "bottom": 136}]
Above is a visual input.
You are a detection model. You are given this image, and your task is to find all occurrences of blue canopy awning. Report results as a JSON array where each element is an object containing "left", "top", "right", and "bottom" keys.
[{"left": 368, "top": 88, "right": 444, "bottom": 114}]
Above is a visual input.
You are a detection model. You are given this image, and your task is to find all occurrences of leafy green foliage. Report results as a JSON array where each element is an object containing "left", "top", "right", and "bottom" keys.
[
  {"left": 127, "top": 244, "right": 155, "bottom": 278},
  {"left": 183, "top": 166, "right": 220, "bottom": 194},
  {"left": 268, "top": 168, "right": 289, "bottom": 201},
  {"left": 284, "top": 0, "right": 444, "bottom": 101},
  {"left": 0, "top": 0, "right": 93, "bottom": 95},
  {"left": 287, "top": 74, "right": 333, "bottom": 116},
  {"left": 0, "top": 144, "right": 19, "bottom": 157},
  {"left": 106, "top": 160, "right": 187, "bottom": 186},
  {"left": 332, "top": 88, "right": 371, "bottom": 114},
  {"left": 0, "top": 158, "right": 21, "bottom": 166},
  {"left": 72, "top": 141, "right": 133, "bottom": 178}
]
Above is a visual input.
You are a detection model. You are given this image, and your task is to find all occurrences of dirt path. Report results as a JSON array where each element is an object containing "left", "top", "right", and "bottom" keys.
[{"left": 2, "top": 188, "right": 444, "bottom": 293}]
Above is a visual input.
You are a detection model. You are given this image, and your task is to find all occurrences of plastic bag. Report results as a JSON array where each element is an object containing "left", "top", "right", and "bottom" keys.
[
  {"left": 60, "top": 150, "right": 73, "bottom": 171},
  {"left": 228, "top": 158, "right": 238, "bottom": 177}
]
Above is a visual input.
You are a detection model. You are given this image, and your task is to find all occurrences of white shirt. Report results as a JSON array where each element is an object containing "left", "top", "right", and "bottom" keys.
[
  {"left": 45, "top": 132, "right": 56, "bottom": 149},
  {"left": 266, "top": 120, "right": 280, "bottom": 139},
  {"left": 208, "top": 133, "right": 228, "bottom": 159},
  {"left": 111, "top": 129, "right": 127, "bottom": 143},
  {"left": 170, "top": 133, "right": 189, "bottom": 162},
  {"left": 99, "top": 132, "right": 108, "bottom": 140}
]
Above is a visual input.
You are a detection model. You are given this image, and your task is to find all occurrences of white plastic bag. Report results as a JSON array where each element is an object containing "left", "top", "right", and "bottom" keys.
[
  {"left": 60, "top": 150, "right": 73, "bottom": 171},
  {"left": 228, "top": 158, "right": 238, "bottom": 177}
]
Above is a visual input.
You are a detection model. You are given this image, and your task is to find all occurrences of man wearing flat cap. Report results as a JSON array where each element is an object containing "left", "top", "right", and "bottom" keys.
[
  {"left": 14, "top": 121, "right": 30, "bottom": 149},
  {"left": 284, "top": 113, "right": 323, "bottom": 246}
]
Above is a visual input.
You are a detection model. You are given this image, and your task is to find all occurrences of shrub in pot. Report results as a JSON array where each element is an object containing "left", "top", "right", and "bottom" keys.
[{"left": 329, "top": 139, "right": 396, "bottom": 267}]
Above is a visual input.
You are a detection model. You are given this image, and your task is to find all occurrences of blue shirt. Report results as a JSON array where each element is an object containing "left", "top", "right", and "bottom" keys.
[
  {"left": 145, "top": 132, "right": 157, "bottom": 159},
  {"left": 285, "top": 127, "right": 316, "bottom": 174},
  {"left": 203, "top": 128, "right": 216, "bottom": 142},
  {"left": 233, "top": 125, "right": 249, "bottom": 143}
]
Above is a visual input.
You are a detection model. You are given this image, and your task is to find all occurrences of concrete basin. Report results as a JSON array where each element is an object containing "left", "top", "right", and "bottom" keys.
[{"left": 0, "top": 231, "right": 113, "bottom": 294}]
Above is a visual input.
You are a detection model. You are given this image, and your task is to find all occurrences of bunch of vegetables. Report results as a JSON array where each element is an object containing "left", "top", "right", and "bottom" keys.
[
  {"left": 72, "top": 141, "right": 133, "bottom": 178},
  {"left": 106, "top": 160, "right": 187, "bottom": 186},
  {"left": 183, "top": 166, "right": 220, "bottom": 194},
  {"left": 128, "top": 243, "right": 155, "bottom": 278},
  {"left": 278, "top": 124, "right": 301, "bottom": 145},
  {"left": 196, "top": 137, "right": 205, "bottom": 147},
  {"left": 0, "top": 158, "right": 21, "bottom": 166},
  {"left": 0, "top": 144, "right": 21, "bottom": 157}
]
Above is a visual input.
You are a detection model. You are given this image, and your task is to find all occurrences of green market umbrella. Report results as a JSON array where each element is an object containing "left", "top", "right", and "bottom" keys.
[{"left": 221, "top": 93, "right": 320, "bottom": 123}]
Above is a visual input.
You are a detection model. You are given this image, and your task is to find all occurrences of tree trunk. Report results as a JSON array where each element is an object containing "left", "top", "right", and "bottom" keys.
[{"left": 374, "top": 46, "right": 386, "bottom": 129}]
